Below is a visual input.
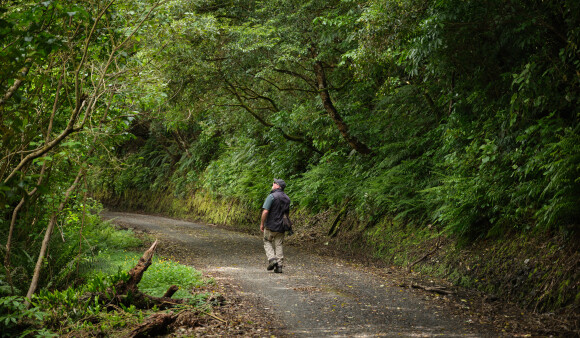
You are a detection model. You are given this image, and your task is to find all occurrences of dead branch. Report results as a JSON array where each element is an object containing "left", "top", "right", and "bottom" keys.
[
  {"left": 115, "top": 240, "right": 158, "bottom": 295},
  {"left": 163, "top": 285, "right": 180, "bottom": 298},
  {"left": 109, "top": 241, "right": 220, "bottom": 337},
  {"left": 407, "top": 236, "right": 442, "bottom": 273},
  {"left": 0, "top": 59, "right": 32, "bottom": 108}
]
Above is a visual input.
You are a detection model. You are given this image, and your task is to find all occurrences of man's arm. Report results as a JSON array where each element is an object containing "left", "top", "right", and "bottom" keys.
[
  {"left": 260, "top": 209, "right": 269, "bottom": 232},
  {"left": 260, "top": 193, "right": 274, "bottom": 232}
]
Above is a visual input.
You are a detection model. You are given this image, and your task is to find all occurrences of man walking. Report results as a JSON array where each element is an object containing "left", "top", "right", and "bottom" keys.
[{"left": 260, "top": 178, "right": 291, "bottom": 273}]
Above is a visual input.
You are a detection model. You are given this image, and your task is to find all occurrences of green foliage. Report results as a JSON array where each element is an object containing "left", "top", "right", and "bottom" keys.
[
  {"left": 533, "top": 127, "right": 580, "bottom": 231},
  {"left": 0, "top": 296, "right": 50, "bottom": 337},
  {"left": 45, "top": 198, "right": 144, "bottom": 290},
  {"left": 409, "top": 0, "right": 580, "bottom": 238},
  {"left": 17, "top": 0, "right": 567, "bottom": 318},
  {"left": 31, "top": 268, "right": 134, "bottom": 330},
  {"left": 92, "top": 0, "right": 580, "bottom": 244}
]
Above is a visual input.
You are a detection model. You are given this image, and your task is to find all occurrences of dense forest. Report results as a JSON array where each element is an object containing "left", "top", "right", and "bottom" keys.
[{"left": 1, "top": 0, "right": 579, "bottom": 335}]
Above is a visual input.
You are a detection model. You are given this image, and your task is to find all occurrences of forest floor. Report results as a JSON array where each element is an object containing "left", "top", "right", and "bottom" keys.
[{"left": 101, "top": 211, "right": 575, "bottom": 337}]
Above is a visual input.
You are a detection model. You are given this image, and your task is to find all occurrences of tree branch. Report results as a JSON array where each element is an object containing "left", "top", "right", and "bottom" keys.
[
  {"left": 3, "top": 99, "right": 87, "bottom": 184},
  {"left": 223, "top": 78, "right": 322, "bottom": 154},
  {"left": 273, "top": 68, "right": 318, "bottom": 90},
  {"left": 312, "top": 59, "right": 373, "bottom": 155},
  {"left": 0, "top": 59, "right": 33, "bottom": 109},
  {"left": 224, "top": 79, "right": 274, "bottom": 128},
  {"left": 256, "top": 76, "right": 318, "bottom": 94}
]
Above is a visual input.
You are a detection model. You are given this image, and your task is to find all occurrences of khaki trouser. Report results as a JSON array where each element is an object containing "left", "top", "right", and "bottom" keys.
[{"left": 263, "top": 228, "right": 285, "bottom": 267}]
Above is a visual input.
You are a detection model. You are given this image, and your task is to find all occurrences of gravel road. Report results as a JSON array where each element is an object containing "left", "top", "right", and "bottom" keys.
[{"left": 101, "top": 211, "right": 497, "bottom": 337}]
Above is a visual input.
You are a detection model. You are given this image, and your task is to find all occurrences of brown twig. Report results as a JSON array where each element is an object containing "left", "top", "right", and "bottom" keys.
[
  {"left": 205, "top": 311, "right": 227, "bottom": 323},
  {"left": 407, "top": 236, "right": 442, "bottom": 273}
]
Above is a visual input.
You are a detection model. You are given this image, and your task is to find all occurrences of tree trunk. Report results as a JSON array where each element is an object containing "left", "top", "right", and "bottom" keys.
[
  {"left": 312, "top": 60, "right": 373, "bottom": 155},
  {"left": 25, "top": 169, "right": 84, "bottom": 302}
]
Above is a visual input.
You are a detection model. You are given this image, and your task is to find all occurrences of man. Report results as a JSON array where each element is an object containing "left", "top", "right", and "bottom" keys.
[{"left": 260, "top": 178, "right": 291, "bottom": 273}]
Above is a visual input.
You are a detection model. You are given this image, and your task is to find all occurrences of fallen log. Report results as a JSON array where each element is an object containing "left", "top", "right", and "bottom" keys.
[
  {"left": 399, "top": 282, "right": 455, "bottom": 295},
  {"left": 128, "top": 310, "right": 207, "bottom": 338},
  {"left": 412, "top": 284, "right": 454, "bottom": 295},
  {"left": 81, "top": 240, "right": 185, "bottom": 309},
  {"left": 128, "top": 313, "right": 176, "bottom": 337}
]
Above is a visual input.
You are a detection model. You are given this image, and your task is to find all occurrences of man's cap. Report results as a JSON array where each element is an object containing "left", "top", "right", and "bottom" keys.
[{"left": 273, "top": 178, "right": 286, "bottom": 190}]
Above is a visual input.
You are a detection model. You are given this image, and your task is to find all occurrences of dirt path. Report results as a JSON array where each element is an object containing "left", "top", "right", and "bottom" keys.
[{"left": 101, "top": 211, "right": 497, "bottom": 337}]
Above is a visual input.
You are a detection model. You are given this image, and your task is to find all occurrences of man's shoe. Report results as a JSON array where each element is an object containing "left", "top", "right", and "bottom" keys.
[
  {"left": 267, "top": 260, "right": 278, "bottom": 271},
  {"left": 274, "top": 265, "right": 283, "bottom": 273}
]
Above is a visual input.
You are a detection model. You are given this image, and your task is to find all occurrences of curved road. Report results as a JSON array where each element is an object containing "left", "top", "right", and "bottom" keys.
[{"left": 101, "top": 211, "right": 495, "bottom": 337}]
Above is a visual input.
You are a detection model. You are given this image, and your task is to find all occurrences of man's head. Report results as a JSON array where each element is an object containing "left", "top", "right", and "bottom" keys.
[{"left": 273, "top": 178, "right": 286, "bottom": 190}]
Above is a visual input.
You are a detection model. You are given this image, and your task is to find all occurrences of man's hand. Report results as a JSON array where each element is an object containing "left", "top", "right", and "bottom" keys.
[{"left": 260, "top": 224, "right": 264, "bottom": 232}]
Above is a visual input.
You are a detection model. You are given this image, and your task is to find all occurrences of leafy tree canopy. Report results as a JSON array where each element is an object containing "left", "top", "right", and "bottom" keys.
[{"left": 1, "top": 0, "right": 579, "bottom": 302}]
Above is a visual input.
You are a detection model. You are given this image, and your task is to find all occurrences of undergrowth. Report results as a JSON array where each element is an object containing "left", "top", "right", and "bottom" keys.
[{"left": 0, "top": 216, "right": 214, "bottom": 337}]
